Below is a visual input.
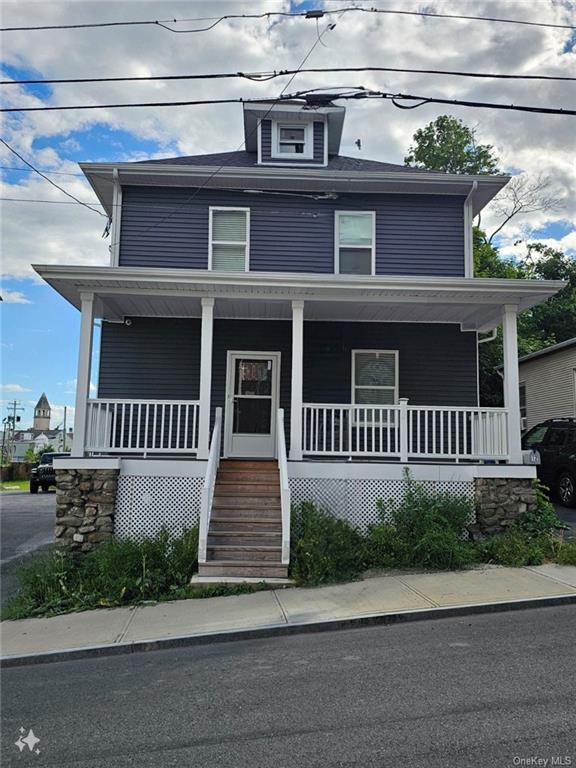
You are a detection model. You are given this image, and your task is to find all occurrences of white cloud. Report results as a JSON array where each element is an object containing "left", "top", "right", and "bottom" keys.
[
  {"left": 1, "top": 288, "right": 32, "bottom": 303},
  {"left": 498, "top": 230, "right": 576, "bottom": 261},
  {"left": 0, "top": 0, "right": 574, "bottom": 278},
  {"left": 0, "top": 383, "right": 31, "bottom": 392},
  {"left": 62, "top": 378, "right": 96, "bottom": 395}
]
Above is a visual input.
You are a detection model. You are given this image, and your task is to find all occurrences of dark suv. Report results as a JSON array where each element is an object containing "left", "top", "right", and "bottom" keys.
[
  {"left": 521, "top": 419, "right": 576, "bottom": 507},
  {"left": 30, "top": 452, "right": 69, "bottom": 494}
]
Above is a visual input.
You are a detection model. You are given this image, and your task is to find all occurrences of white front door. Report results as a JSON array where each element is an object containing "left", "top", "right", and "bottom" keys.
[{"left": 225, "top": 352, "right": 281, "bottom": 458}]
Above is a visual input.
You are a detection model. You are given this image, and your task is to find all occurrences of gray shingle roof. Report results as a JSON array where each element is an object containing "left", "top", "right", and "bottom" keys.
[
  {"left": 137, "top": 151, "right": 433, "bottom": 174},
  {"left": 35, "top": 393, "right": 50, "bottom": 410}
]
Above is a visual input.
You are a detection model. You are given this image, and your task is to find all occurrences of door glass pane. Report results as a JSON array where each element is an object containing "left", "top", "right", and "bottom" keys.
[
  {"left": 339, "top": 214, "right": 373, "bottom": 246},
  {"left": 339, "top": 248, "right": 372, "bottom": 275},
  {"left": 233, "top": 398, "right": 272, "bottom": 434},
  {"left": 235, "top": 359, "right": 272, "bottom": 396},
  {"left": 523, "top": 425, "right": 548, "bottom": 447},
  {"left": 280, "top": 126, "right": 305, "bottom": 142},
  {"left": 355, "top": 352, "right": 396, "bottom": 387}
]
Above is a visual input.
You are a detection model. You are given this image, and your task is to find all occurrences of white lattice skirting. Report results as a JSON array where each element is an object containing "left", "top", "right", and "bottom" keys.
[
  {"left": 289, "top": 477, "right": 475, "bottom": 531},
  {"left": 115, "top": 475, "right": 203, "bottom": 540}
]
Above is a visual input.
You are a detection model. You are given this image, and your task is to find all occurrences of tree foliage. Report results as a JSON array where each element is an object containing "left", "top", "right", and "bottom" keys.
[
  {"left": 475, "top": 232, "right": 576, "bottom": 405},
  {"left": 404, "top": 115, "right": 500, "bottom": 175}
]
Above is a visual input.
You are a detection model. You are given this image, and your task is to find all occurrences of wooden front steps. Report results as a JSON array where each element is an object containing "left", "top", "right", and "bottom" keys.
[{"left": 198, "top": 459, "right": 289, "bottom": 581}]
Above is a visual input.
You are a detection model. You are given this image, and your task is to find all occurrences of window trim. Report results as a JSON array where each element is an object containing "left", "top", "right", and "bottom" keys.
[
  {"left": 351, "top": 349, "right": 399, "bottom": 406},
  {"left": 208, "top": 206, "right": 250, "bottom": 272},
  {"left": 335, "top": 211, "right": 376, "bottom": 276},
  {"left": 271, "top": 120, "right": 313, "bottom": 160}
]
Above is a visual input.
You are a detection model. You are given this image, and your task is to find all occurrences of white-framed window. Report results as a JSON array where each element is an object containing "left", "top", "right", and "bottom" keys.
[
  {"left": 209, "top": 207, "right": 250, "bottom": 272},
  {"left": 352, "top": 350, "right": 399, "bottom": 406},
  {"left": 335, "top": 211, "right": 376, "bottom": 275},
  {"left": 271, "top": 121, "right": 313, "bottom": 159}
]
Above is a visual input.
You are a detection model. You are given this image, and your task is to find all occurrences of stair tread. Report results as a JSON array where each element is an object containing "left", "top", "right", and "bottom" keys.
[
  {"left": 209, "top": 530, "right": 281, "bottom": 536},
  {"left": 201, "top": 560, "right": 286, "bottom": 567},
  {"left": 209, "top": 544, "right": 282, "bottom": 551}
]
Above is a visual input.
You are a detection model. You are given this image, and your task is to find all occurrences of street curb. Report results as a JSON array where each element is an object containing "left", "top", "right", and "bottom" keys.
[{"left": 2, "top": 592, "right": 575, "bottom": 668}]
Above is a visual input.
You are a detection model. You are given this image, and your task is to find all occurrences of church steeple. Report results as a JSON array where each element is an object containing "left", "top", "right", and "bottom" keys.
[{"left": 33, "top": 393, "right": 51, "bottom": 431}]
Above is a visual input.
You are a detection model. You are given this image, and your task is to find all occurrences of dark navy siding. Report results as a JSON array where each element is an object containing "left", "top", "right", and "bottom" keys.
[
  {"left": 98, "top": 318, "right": 201, "bottom": 399},
  {"left": 98, "top": 319, "right": 477, "bottom": 411},
  {"left": 303, "top": 322, "right": 478, "bottom": 407},
  {"left": 119, "top": 187, "right": 465, "bottom": 275},
  {"left": 259, "top": 119, "right": 324, "bottom": 164}
]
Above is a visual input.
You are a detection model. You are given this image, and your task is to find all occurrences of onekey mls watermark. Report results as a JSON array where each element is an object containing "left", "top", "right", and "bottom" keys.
[{"left": 511, "top": 758, "right": 572, "bottom": 767}]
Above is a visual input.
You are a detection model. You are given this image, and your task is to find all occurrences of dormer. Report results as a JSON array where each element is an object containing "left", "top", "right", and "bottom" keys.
[{"left": 243, "top": 101, "right": 346, "bottom": 167}]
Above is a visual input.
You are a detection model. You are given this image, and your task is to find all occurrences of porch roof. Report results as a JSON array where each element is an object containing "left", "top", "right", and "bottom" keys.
[{"left": 33, "top": 265, "right": 565, "bottom": 333}]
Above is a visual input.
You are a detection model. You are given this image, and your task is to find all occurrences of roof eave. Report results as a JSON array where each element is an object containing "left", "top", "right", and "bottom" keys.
[{"left": 79, "top": 162, "right": 510, "bottom": 215}]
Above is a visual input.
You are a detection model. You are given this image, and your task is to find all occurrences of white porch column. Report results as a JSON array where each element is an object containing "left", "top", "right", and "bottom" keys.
[
  {"left": 71, "top": 292, "right": 95, "bottom": 457},
  {"left": 502, "top": 304, "right": 522, "bottom": 463},
  {"left": 197, "top": 297, "right": 214, "bottom": 460},
  {"left": 289, "top": 300, "right": 304, "bottom": 461}
]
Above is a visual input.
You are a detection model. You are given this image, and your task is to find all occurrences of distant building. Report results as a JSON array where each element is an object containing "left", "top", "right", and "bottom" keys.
[{"left": 4, "top": 393, "right": 73, "bottom": 462}]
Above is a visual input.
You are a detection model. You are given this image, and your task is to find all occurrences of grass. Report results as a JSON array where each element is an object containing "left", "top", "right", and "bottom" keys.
[
  {"left": 1, "top": 479, "right": 29, "bottom": 492},
  {"left": 2, "top": 527, "right": 269, "bottom": 620}
]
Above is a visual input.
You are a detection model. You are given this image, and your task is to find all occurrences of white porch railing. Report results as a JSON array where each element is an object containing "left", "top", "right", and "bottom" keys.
[
  {"left": 277, "top": 408, "right": 291, "bottom": 565},
  {"left": 303, "top": 402, "right": 509, "bottom": 462},
  {"left": 85, "top": 399, "right": 199, "bottom": 455},
  {"left": 198, "top": 407, "right": 222, "bottom": 565}
]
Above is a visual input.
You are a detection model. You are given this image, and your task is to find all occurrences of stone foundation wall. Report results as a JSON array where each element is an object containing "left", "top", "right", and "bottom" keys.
[
  {"left": 471, "top": 477, "right": 537, "bottom": 537},
  {"left": 55, "top": 468, "right": 119, "bottom": 553}
]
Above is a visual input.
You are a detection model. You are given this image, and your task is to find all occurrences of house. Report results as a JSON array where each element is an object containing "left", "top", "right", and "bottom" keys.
[
  {"left": 518, "top": 338, "right": 576, "bottom": 431},
  {"left": 7, "top": 394, "right": 73, "bottom": 462},
  {"left": 35, "top": 100, "right": 565, "bottom": 579}
]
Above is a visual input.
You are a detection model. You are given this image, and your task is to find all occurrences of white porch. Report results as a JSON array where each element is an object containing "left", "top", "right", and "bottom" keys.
[{"left": 35, "top": 265, "right": 564, "bottom": 467}]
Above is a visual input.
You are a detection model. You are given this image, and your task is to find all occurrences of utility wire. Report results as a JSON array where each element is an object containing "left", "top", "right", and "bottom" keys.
[
  {"left": 3, "top": 65, "right": 574, "bottom": 86},
  {"left": 2, "top": 90, "right": 574, "bottom": 116},
  {"left": 1, "top": 6, "right": 574, "bottom": 32},
  {"left": 0, "top": 139, "right": 106, "bottom": 215},
  {"left": 0, "top": 164, "right": 86, "bottom": 176}
]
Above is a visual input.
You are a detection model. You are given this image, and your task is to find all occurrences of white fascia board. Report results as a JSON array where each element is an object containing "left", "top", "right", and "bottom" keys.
[
  {"left": 33, "top": 263, "right": 566, "bottom": 301},
  {"left": 287, "top": 461, "right": 536, "bottom": 481},
  {"left": 54, "top": 458, "right": 121, "bottom": 470}
]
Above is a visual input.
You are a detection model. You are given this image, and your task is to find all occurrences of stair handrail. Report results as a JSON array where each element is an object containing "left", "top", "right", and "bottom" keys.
[
  {"left": 199, "top": 407, "right": 222, "bottom": 564},
  {"left": 277, "top": 408, "right": 291, "bottom": 565}
]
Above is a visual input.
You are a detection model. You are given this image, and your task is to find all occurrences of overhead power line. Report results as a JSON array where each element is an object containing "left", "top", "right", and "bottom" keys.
[
  {"left": 3, "top": 65, "right": 574, "bottom": 86},
  {"left": 0, "top": 164, "right": 85, "bottom": 176},
  {"left": 1, "top": 6, "right": 574, "bottom": 32},
  {"left": 0, "top": 139, "right": 106, "bottom": 215},
  {"left": 1, "top": 90, "right": 574, "bottom": 116}
]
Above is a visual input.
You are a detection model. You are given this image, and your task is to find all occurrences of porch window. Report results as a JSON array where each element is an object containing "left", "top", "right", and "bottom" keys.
[
  {"left": 335, "top": 212, "right": 375, "bottom": 275},
  {"left": 209, "top": 207, "right": 249, "bottom": 271},
  {"left": 352, "top": 350, "right": 398, "bottom": 405}
]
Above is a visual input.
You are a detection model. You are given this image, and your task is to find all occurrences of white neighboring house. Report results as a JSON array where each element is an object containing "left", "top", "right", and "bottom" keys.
[{"left": 518, "top": 338, "right": 576, "bottom": 431}]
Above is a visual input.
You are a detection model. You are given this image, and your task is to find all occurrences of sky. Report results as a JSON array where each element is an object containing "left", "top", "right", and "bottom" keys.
[{"left": 1, "top": 0, "right": 575, "bottom": 429}]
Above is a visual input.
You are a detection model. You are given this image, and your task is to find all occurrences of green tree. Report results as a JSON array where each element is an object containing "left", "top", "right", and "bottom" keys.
[{"left": 405, "top": 115, "right": 500, "bottom": 175}]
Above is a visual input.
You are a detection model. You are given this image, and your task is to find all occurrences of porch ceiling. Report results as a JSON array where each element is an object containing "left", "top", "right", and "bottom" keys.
[{"left": 33, "top": 265, "right": 565, "bottom": 333}]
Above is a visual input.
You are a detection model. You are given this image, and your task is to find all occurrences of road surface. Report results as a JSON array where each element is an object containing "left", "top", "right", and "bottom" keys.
[
  {"left": 0, "top": 490, "right": 55, "bottom": 607},
  {"left": 1, "top": 606, "right": 574, "bottom": 767}
]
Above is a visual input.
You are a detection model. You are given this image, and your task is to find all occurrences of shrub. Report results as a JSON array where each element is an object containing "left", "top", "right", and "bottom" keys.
[
  {"left": 290, "top": 501, "right": 364, "bottom": 586},
  {"left": 366, "top": 471, "right": 476, "bottom": 571},
  {"left": 3, "top": 527, "right": 200, "bottom": 619},
  {"left": 555, "top": 540, "right": 576, "bottom": 566},
  {"left": 513, "top": 481, "right": 567, "bottom": 537},
  {"left": 476, "top": 529, "right": 548, "bottom": 567}
]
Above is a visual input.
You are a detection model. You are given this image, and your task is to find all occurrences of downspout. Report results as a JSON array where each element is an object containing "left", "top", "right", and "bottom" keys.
[
  {"left": 478, "top": 328, "right": 497, "bottom": 345},
  {"left": 464, "top": 180, "right": 478, "bottom": 278}
]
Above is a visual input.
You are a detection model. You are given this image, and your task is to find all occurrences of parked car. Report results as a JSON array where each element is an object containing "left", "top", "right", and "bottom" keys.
[
  {"left": 29, "top": 452, "right": 70, "bottom": 494},
  {"left": 521, "top": 418, "right": 576, "bottom": 507}
]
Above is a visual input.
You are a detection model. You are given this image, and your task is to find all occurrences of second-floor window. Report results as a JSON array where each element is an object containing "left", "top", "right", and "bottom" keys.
[
  {"left": 271, "top": 121, "right": 313, "bottom": 160},
  {"left": 209, "top": 207, "right": 249, "bottom": 272},
  {"left": 335, "top": 211, "right": 375, "bottom": 275}
]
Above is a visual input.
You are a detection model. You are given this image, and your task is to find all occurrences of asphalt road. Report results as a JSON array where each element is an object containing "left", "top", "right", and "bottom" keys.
[
  {"left": 2, "top": 606, "right": 575, "bottom": 767},
  {"left": 0, "top": 491, "right": 55, "bottom": 607},
  {"left": 556, "top": 503, "right": 576, "bottom": 536}
]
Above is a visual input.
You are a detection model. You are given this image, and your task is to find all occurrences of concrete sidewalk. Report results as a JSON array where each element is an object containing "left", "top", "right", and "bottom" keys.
[{"left": 2, "top": 564, "right": 576, "bottom": 664}]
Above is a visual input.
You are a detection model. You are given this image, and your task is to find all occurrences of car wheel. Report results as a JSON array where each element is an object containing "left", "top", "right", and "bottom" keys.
[
  {"left": 30, "top": 482, "right": 38, "bottom": 494},
  {"left": 41, "top": 485, "right": 50, "bottom": 493},
  {"left": 558, "top": 472, "right": 576, "bottom": 508}
]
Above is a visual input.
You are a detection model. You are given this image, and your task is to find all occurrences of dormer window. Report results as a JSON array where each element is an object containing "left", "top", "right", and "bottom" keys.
[{"left": 271, "top": 121, "right": 313, "bottom": 160}]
